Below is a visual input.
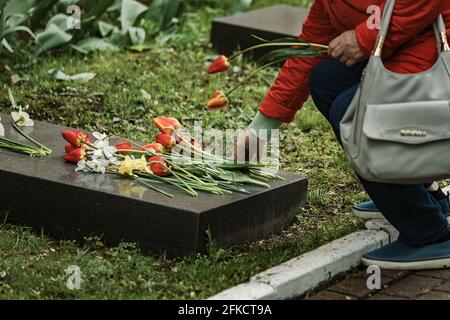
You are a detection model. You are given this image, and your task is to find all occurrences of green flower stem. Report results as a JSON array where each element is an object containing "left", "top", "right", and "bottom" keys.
[
  {"left": 135, "top": 177, "right": 174, "bottom": 198},
  {"left": 13, "top": 123, "right": 52, "bottom": 154},
  {"left": 226, "top": 57, "right": 288, "bottom": 97},
  {"left": 228, "top": 42, "right": 329, "bottom": 61}
]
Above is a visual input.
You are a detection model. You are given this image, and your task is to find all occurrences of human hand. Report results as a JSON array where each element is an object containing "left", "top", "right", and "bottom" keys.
[
  {"left": 232, "top": 128, "right": 267, "bottom": 162},
  {"left": 328, "top": 30, "right": 367, "bottom": 67}
]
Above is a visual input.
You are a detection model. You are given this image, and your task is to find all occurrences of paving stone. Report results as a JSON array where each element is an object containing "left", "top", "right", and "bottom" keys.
[
  {"left": 380, "top": 270, "right": 411, "bottom": 279},
  {"left": 416, "top": 290, "right": 450, "bottom": 300},
  {"left": 211, "top": 5, "right": 308, "bottom": 59},
  {"left": 434, "top": 281, "right": 450, "bottom": 293},
  {"left": 308, "top": 290, "right": 355, "bottom": 300},
  {"left": 0, "top": 115, "right": 308, "bottom": 257},
  {"left": 327, "top": 277, "right": 379, "bottom": 299},
  {"left": 414, "top": 269, "right": 450, "bottom": 280},
  {"left": 368, "top": 293, "right": 407, "bottom": 300},
  {"left": 382, "top": 275, "right": 443, "bottom": 299}
]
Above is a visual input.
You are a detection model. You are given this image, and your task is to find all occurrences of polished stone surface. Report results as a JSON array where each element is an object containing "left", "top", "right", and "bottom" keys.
[
  {"left": 0, "top": 114, "right": 308, "bottom": 256},
  {"left": 211, "top": 5, "right": 309, "bottom": 58}
]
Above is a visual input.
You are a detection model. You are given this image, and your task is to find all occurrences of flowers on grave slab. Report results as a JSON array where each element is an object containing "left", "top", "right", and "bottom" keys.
[
  {"left": 64, "top": 148, "right": 86, "bottom": 164},
  {"left": 62, "top": 130, "right": 92, "bottom": 148},
  {"left": 154, "top": 116, "right": 181, "bottom": 135},
  {"left": 0, "top": 89, "right": 52, "bottom": 157},
  {"left": 62, "top": 115, "right": 283, "bottom": 198},
  {"left": 148, "top": 156, "right": 171, "bottom": 177},
  {"left": 142, "top": 143, "right": 164, "bottom": 154},
  {"left": 156, "top": 133, "right": 176, "bottom": 150},
  {"left": 205, "top": 36, "right": 328, "bottom": 110}
]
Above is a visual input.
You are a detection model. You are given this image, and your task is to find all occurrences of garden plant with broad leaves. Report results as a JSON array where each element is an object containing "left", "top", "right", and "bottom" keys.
[{"left": 0, "top": 0, "right": 182, "bottom": 61}]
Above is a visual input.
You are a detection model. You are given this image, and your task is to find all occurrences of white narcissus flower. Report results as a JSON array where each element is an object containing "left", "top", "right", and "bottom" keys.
[
  {"left": 11, "top": 107, "right": 34, "bottom": 127},
  {"left": 75, "top": 160, "right": 88, "bottom": 172},
  {"left": 109, "top": 157, "right": 121, "bottom": 166},
  {"left": 91, "top": 146, "right": 117, "bottom": 160},
  {"left": 0, "top": 117, "right": 4, "bottom": 137},
  {"left": 93, "top": 132, "right": 108, "bottom": 141},
  {"left": 87, "top": 159, "right": 109, "bottom": 174}
]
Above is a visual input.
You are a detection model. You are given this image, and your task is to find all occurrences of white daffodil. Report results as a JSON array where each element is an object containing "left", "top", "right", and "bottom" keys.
[
  {"left": 87, "top": 159, "right": 109, "bottom": 174},
  {"left": 109, "top": 157, "right": 121, "bottom": 166},
  {"left": 11, "top": 107, "right": 34, "bottom": 127},
  {"left": 0, "top": 117, "right": 4, "bottom": 137},
  {"left": 75, "top": 160, "right": 88, "bottom": 172},
  {"left": 93, "top": 132, "right": 108, "bottom": 141},
  {"left": 91, "top": 146, "right": 117, "bottom": 160}
]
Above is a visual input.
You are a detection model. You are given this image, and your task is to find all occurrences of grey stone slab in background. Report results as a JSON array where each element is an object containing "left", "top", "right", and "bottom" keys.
[
  {"left": 0, "top": 114, "right": 308, "bottom": 257},
  {"left": 211, "top": 5, "right": 309, "bottom": 59}
]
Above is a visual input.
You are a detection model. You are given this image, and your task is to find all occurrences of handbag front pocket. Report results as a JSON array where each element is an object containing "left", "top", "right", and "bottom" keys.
[{"left": 363, "top": 100, "right": 450, "bottom": 144}]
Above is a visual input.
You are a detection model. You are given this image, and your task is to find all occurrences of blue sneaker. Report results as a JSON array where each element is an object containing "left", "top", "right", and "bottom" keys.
[
  {"left": 362, "top": 239, "right": 450, "bottom": 270},
  {"left": 353, "top": 197, "right": 450, "bottom": 220}
]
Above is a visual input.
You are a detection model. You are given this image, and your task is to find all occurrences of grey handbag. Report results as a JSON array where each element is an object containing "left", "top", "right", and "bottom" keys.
[{"left": 340, "top": 0, "right": 450, "bottom": 184}]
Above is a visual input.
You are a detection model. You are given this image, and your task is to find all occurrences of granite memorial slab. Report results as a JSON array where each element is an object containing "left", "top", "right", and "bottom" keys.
[
  {"left": 211, "top": 5, "right": 309, "bottom": 59},
  {"left": 0, "top": 114, "right": 308, "bottom": 257}
]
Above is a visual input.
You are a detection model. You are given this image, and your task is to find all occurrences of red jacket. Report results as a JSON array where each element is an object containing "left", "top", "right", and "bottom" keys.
[{"left": 260, "top": 0, "right": 450, "bottom": 123}]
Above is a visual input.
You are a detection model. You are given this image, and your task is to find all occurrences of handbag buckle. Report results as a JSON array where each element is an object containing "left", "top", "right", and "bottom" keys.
[
  {"left": 441, "top": 32, "right": 450, "bottom": 51},
  {"left": 400, "top": 129, "right": 427, "bottom": 137}
]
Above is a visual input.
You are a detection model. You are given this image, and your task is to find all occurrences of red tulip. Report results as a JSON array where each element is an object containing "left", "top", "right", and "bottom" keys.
[
  {"left": 206, "top": 90, "right": 229, "bottom": 110},
  {"left": 65, "top": 144, "right": 76, "bottom": 154},
  {"left": 156, "top": 133, "right": 176, "bottom": 150},
  {"left": 153, "top": 116, "right": 181, "bottom": 135},
  {"left": 175, "top": 131, "right": 189, "bottom": 144},
  {"left": 115, "top": 141, "right": 133, "bottom": 155},
  {"left": 64, "top": 148, "right": 86, "bottom": 164},
  {"left": 149, "top": 156, "right": 171, "bottom": 177},
  {"left": 62, "top": 130, "right": 91, "bottom": 148},
  {"left": 142, "top": 143, "right": 164, "bottom": 154},
  {"left": 208, "top": 55, "right": 231, "bottom": 74}
]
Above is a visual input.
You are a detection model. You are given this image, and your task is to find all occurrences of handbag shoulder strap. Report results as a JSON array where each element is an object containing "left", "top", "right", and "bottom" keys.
[{"left": 373, "top": 0, "right": 449, "bottom": 57}]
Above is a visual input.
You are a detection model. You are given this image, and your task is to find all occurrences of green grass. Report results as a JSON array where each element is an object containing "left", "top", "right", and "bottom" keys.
[{"left": 0, "top": 1, "right": 367, "bottom": 299}]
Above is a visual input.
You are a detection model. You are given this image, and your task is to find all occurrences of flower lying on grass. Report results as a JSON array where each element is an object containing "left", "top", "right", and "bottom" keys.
[
  {"left": 205, "top": 36, "right": 328, "bottom": 110},
  {"left": 62, "top": 116, "right": 283, "bottom": 198},
  {"left": 0, "top": 89, "right": 52, "bottom": 157}
]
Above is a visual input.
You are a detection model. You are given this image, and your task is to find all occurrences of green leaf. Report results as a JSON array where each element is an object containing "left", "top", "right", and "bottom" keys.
[
  {"left": 160, "top": 0, "right": 180, "bottom": 30},
  {"left": 72, "top": 37, "right": 119, "bottom": 53},
  {"left": 128, "top": 26, "right": 145, "bottom": 45},
  {"left": 84, "top": 0, "right": 116, "bottom": 20},
  {"left": 232, "top": 0, "right": 252, "bottom": 13},
  {"left": 0, "top": 25, "right": 36, "bottom": 42},
  {"left": 48, "top": 69, "right": 96, "bottom": 81},
  {"left": 251, "top": 34, "right": 303, "bottom": 44},
  {"left": 1, "top": 38, "right": 13, "bottom": 52},
  {"left": 46, "top": 13, "right": 71, "bottom": 31},
  {"left": 143, "top": 0, "right": 163, "bottom": 21},
  {"left": 30, "top": 0, "right": 59, "bottom": 29},
  {"left": 54, "top": 0, "right": 80, "bottom": 13},
  {"left": 120, "top": 0, "right": 147, "bottom": 33},
  {"left": 258, "top": 47, "right": 326, "bottom": 64},
  {"left": 98, "top": 21, "right": 115, "bottom": 37},
  {"left": 4, "top": 0, "right": 36, "bottom": 19},
  {"left": 34, "top": 23, "right": 72, "bottom": 57}
]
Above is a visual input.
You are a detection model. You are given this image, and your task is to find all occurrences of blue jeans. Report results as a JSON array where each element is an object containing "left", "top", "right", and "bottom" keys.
[{"left": 309, "top": 58, "right": 450, "bottom": 247}]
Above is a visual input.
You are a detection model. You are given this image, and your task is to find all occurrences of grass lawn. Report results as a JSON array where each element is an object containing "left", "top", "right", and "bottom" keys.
[{"left": 0, "top": 0, "right": 367, "bottom": 299}]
